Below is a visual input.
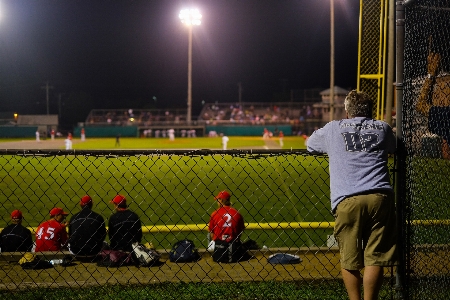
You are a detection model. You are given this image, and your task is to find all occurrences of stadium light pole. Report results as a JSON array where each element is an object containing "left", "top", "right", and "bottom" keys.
[
  {"left": 179, "top": 8, "right": 202, "bottom": 125},
  {"left": 329, "top": 0, "right": 335, "bottom": 122}
]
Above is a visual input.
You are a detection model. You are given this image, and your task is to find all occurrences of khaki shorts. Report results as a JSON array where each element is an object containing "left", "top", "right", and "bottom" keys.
[{"left": 334, "top": 192, "right": 398, "bottom": 270}]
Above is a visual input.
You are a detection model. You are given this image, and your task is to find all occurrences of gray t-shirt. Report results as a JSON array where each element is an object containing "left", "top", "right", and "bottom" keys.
[{"left": 307, "top": 117, "right": 396, "bottom": 212}]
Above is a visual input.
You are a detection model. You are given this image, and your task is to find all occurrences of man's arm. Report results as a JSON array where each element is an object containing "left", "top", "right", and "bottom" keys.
[{"left": 306, "top": 126, "right": 328, "bottom": 153}]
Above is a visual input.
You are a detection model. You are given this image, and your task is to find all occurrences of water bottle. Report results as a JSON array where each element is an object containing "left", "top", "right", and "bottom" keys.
[{"left": 50, "top": 259, "right": 64, "bottom": 265}]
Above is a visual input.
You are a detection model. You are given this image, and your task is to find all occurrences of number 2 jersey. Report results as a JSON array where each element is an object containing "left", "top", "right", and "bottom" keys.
[
  {"left": 209, "top": 206, "right": 245, "bottom": 243},
  {"left": 35, "top": 219, "right": 68, "bottom": 252},
  {"left": 306, "top": 117, "right": 396, "bottom": 213}
]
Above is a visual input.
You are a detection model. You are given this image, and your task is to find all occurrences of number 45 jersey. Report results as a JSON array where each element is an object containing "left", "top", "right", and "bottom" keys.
[
  {"left": 307, "top": 117, "right": 396, "bottom": 213},
  {"left": 35, "top": 219, "right": 68, "bottom": 252}
]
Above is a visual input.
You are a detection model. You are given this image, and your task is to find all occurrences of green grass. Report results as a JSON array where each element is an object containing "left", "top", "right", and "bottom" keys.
[
  {"left": 408, "top": 156, "right": 450, "bottom": 245},
  {"left": 71, "top": 136, "right": 269, "bottom": 150},
  {"left": 0, "top": 280, "right": 402, "bottom": 300},
  {"left": 0, "top": 136, "right": 331, "bottom": 249},
  {"left": 0, "top": 136, "right": 406, "bottom": 250}
]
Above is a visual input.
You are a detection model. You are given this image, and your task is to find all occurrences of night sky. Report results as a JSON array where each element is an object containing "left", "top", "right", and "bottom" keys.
[{"left": 0, "top": 0, "right": 359, "bottom": 127}]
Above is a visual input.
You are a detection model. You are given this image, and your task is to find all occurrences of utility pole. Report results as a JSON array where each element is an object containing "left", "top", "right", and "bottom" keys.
[
  {"left": 41, "top": 81, "right": 54, "bottom": 115},
  {"left": 58, "top": 93, "right": 63, "bottom": 125},
  {"left": 329, "top": 0, "right": 335, "bottom": 122}
]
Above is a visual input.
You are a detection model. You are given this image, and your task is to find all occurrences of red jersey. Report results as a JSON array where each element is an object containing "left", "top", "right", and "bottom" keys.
[
  {"left": 209, "top": 206, "right": 245, "bottom": 243},
  {"left": 35, "top": 219, "right": 68, "bottom": 252}
]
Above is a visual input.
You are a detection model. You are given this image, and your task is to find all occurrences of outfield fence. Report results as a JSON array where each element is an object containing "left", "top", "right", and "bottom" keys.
[{"left": 0, "top": 149, "right": 398, "bottom": 299}]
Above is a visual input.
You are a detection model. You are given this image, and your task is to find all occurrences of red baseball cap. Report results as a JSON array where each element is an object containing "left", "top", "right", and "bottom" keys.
[
  {"left": 11, "top": 209, "right": 23, "bottom": 220},
  {"left": 215, "top": 190, "right": 231, "bottom": 200},
  {"left": 80, "top": 195, "right": 93, "bottom": 206},
  {"left": 111, "top": 194, "right": 126, "bottom": 205},
  {"left": 50, "top": 207, "right": 69, "bottom": 217}
]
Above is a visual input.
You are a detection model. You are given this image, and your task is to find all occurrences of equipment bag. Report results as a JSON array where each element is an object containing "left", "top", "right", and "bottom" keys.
[
  {"left": 169, "top": 239, "right": 201, "bottom": 263},
  {"left": 19, "top": 253, "right": 53, "bottom": 270},
  {"left": 132, "top": 242, "right": 161, "bottom": 267},
  {"left": 97, "top": 249, "right": 133, "bottom": 267},
  {"left": 267, "top": 253, "right": 302, "bottom": 264}
]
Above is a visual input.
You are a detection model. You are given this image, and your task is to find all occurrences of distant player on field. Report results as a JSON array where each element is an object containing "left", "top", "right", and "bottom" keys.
[
  {"left": 279, "top": 131, "right": 284, "bottom": 147},
  {"left": 222, "top": 135, "right": 229, "bottom": 150},
  {"left": 81, "top": 128, "right": 86, "bottom": 141},
  {"left": 307, "top": 90, "right": 397, "bottom": 300}
]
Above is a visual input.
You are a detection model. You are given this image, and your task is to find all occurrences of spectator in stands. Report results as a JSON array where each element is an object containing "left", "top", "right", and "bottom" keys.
[
  {"left": 68, "top": 195, "right": 106, "bottom": 257},
  {"left": 307, "top": 90, "right": 397, "bottom": 300},
  {"left": 108, "top": 194, "right": 142, "bottom": 252},
  {"left": 35, "top": 207, "right": 69, "bottom": 252},
  {"left": 209, "top": 190, "right": 251, "bottom": 263},
  {"left": 0, "top": 210, "right": 33, "bottom": 252}
]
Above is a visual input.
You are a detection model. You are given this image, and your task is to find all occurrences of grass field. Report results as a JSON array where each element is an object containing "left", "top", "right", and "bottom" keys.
[
  {"left": 0, "top": 136, "right": 333, "bottom": 249},
  {"left": 0, "top": 135, "right": 306, "bottom": 150}
]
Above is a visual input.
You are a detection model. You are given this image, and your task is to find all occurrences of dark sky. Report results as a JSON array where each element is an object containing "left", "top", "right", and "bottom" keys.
[{"left": 0, "top": 0, "right": 359, "bottom": 127}]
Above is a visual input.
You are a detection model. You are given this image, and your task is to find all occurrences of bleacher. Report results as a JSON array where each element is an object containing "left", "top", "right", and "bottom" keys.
[
  {"left": 84, "top": 102, "right": 323, "bottom": 128},
  {"left": 85, "top": 109, "right": 188, "bottom": 127},
  {"left": 81, "top": 101, "right": 326, "bottom": 137},
  {"left": 198, "top": 102, "right": 323, "bottom": 125}
]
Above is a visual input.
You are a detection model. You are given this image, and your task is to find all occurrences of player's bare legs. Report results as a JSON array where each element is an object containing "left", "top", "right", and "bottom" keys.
[
  {"left": 342, "top": 268, "right": 362, "bottom": 300},
  {"left": 362, "top": 266, "right": 384, "bottom": 300}
]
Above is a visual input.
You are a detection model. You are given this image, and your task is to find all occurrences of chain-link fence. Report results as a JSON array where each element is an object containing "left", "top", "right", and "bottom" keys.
[
  {"left": 401, "top": 0, "right": 450, "bottom": 299},
  {"left": 0, "top": 149, "right": 397, "bottom": 298}
]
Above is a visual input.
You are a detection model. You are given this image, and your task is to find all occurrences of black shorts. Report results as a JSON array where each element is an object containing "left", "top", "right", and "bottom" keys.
[{"left": 212, "top": 240, "right": 251, "bottom": 263}]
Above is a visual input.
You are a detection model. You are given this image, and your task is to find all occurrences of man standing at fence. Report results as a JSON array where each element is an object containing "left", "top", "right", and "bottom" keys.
[
  {"left": 68, "top": 195, "right": 106, "bottom": 257},
  {"left": 35, "top": 207, "right": 70, "bottom": 252},
  {"left": 208, "top": 190, "right": 250, "bottom": 263},
  {"left": 307, "top": 90, "right": 397, "bottom": 300},
  {"left": 108, "top": 194, "right": 142, "bottom": 252},
  {"left": 0, "top": 210, "right": 33, "bottom": 252}
]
